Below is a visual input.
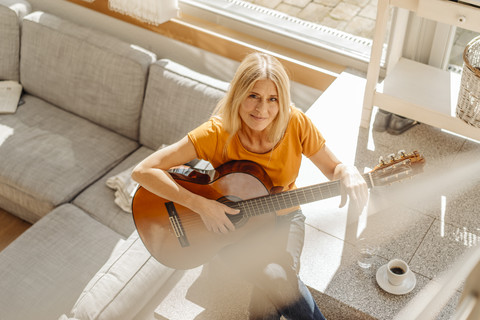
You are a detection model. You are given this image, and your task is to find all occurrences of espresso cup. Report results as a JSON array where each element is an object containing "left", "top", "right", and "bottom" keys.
[{"left": 387, "top": 259, "right": 409, "bottom": 286}]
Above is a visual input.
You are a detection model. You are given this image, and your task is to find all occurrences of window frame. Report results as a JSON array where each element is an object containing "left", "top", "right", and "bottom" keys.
[{"left": 179, "top": 0, "right": 376, "bottom": 72}]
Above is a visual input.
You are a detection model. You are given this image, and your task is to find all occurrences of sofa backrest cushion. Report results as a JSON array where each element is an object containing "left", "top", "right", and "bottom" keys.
[
  {"left": 140, "top": 59, "right": 229, "bottom": 149},
  {"left": 20, "top": 11, "right": 156, "bottom": 140},
  {"left": 0, "top": 0, "right": 31, "bottom": 81}
]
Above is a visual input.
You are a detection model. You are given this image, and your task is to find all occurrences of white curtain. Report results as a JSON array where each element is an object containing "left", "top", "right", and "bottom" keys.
[{"left": 108, "top": 0, "right": 178, "bottom": 25}]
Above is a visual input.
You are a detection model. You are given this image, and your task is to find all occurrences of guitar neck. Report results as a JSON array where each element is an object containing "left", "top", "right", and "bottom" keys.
[{"left": 232, "top": 172, "right": 373, "bottom": 216}]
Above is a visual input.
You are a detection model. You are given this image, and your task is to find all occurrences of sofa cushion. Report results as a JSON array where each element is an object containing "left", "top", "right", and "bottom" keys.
[
  {"left": 0, "top": 0, "right": 30, "bottom": 18},
  {"left": 74, "top": 146, "right": 154, "bottom": 237},
  {"left": 140, "top": 59, "right": 229, "bottom": 149},
  {"left": 0, "top": 204, "right": 123, "bottom": 320},
  {"left": 0, "top": 94, "right": 138, "bottom": 222},
  {"left": 69, "top": 230, "right": 175, "bottom": 320},
  {"left": 0, "top": 0, "right": 31, "bottom": 81},
  {"left": 20, "top": 11, "right": 156, "bottom": 140}
]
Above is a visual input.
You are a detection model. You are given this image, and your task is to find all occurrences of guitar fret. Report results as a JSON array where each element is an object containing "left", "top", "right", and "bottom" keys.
[
  {"left": 262, "top": 197, "right": 271, "bottom": 214},
  {"left": 294, "top": 190, "right": 301, "bottom": 208},
  {"left": 321, "top": 185, "right": 329, "bottom": 199},
  {"left": 279, "top": 193, "right": 286, "bottom": 210},
  {"left": 256, "top": 198, "right": 262, "bottom": 215},
  {"left": 279, "top": 193, "right": 285, "bottom": 211},
  {"left": 262, "top": 198, "right": 269, "bottom": 214},
  {"left": 271, "top": 194, "right": 278, "bottom": 211},
  {"left": 269, "top": 197, "right": 278, "bottom": 212},
  {"left": 254, "top": 198, "right": 262, "bottom": 216},
  {"left": 241, "top": 202, "right": 250, "bottom": 217},
  {"left": 249, "top": 199, "right": 256, "bottom": 216},
  {"left": 299, "top": 189, "right": 308, "bottom": 204},
  {"left": 268, "top": 197, "right": 275, "bottom": 213},
  {"left": 309, "top": 187, "right": 316, "bottom": 202},
  {"left": 287, "top": 192, "right": 294, "bottom": 209},
  {"left": 244, "top": 199, "right": 252, "bottom": 217},
  {"left": 249, "top": 202, "right": 255, "bottom": 217},
  {"left": 326, "top": 184, "right": 333, "bottom": 198}
]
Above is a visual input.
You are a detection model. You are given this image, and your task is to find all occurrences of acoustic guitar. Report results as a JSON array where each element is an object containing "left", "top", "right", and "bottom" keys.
[{"left": 132, "top": 150, "right": 425, "bottom": 270}]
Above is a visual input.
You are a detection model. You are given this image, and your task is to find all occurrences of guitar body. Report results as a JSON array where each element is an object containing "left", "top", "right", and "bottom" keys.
[{"left": 132, "top": 161, "right": 277, "bottom": 270}]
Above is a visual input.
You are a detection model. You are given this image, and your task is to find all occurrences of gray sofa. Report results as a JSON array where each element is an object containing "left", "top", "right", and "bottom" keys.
[{"left": 0, "top": 2, "right": 230, "bottom": 319}]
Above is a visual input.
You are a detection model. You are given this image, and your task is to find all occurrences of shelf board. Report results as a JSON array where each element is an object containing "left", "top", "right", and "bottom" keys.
[
  {"left": 417, "top": 0, "right": 480, "bottom": 32},
  {"left": 374, "top": 58, "right": 480, "bottom": 140},
  {"left": 392, "top": 0, "right": 480, "bottom": 32}
]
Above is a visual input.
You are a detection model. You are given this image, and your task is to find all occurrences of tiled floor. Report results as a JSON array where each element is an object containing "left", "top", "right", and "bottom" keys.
[
  {"left": 297, "top": 70, "right": 480, "bottom": 319},
  {"left": 243, "top": 0, "right": 378, "bottom": 39}
]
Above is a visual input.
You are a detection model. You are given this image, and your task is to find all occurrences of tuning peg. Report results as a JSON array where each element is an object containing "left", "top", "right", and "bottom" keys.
[
  {"left": 378, "top": 156, "right": 385, "bottom": 165},
  {"left": 397, "top": 150, "right": 406, "bottom": 157},
  {"left": 388, "top": 153, "right": 396, "bottom": 162}
]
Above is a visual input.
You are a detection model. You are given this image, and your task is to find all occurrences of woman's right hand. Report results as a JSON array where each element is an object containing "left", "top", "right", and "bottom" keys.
[{"left": 195, "top": 197, "right": 240, "bottom": 234}]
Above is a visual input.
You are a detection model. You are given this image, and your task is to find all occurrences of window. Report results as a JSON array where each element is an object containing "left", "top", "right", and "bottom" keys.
[
  {"left": 449, "top": 28, "right": 480, "bottom": 68},
  {"left": 179, "top": 0, "right": 395, "bottom": 70}
]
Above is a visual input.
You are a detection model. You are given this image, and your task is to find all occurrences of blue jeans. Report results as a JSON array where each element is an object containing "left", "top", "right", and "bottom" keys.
[{"left": 219, "top": 210, "right": 326, "bottom": 320}]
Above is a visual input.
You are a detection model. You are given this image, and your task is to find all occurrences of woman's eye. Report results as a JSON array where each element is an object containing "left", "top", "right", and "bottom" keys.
[
  {"left": 249, "top": 94, "right": 258, "bottom": 99},
  {"left": 270, "top": 97, "right": 278, "bottom": 102}
]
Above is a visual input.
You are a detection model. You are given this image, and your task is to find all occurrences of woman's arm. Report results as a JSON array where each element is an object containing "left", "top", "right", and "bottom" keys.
[
  {"left": 308, "top": 145, "right": 368, "bottom": 210},
  {"left": 131, "top": 136, "right": 239, "bottom": 234}
]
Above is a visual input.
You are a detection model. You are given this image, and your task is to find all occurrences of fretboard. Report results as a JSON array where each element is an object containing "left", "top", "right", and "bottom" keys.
[{"left": 231, "top": 172, "right": 373, "bottom": 217}]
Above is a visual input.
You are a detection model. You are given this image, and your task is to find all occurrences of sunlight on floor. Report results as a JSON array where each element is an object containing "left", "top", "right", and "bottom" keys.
[
  {"left": 0, "top": 124, "right": 13, "bottom": 146},
  {"left": 296, "top": 68, "right": 480, "bottom": 318}
]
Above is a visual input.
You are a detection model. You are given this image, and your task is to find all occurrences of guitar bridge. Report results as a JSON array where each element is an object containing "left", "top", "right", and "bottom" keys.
[
  {"left": 169, "top": 216, "right": 184, "bottom": 238},
  {"left": 165, "top": 202, "right": 190, "bottom": 248}
]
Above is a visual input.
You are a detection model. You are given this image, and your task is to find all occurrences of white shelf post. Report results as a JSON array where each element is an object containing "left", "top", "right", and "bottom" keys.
[{"left": 361, "top": 0, "right": 390, "bottom": 128}]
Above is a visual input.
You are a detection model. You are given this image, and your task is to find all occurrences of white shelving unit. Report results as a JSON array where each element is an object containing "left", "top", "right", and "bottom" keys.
[{"left": 361, "top": 0, "right": 480, "bottom": 141}]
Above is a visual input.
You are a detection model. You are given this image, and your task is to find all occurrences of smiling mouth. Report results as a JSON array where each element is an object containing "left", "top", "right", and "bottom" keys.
[{"left": 251, "top": 114, "right": 266, "bottom": 121}]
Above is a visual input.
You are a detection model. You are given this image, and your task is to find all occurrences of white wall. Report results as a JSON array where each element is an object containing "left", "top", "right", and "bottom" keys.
[{"left": 25, "top": 0, "right": 322, "bottom": 109}]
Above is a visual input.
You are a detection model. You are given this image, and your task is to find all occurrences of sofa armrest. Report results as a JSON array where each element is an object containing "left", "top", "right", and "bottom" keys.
[
  {"left": 67, "top": 230, "right": 175, "bottom": 320},
  {"left": 0, "top": 0, "right": 31, "bottom": 81}
]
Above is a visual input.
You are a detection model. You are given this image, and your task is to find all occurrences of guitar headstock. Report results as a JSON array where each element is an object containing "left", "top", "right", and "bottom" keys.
[{"left": 370, "top": 150, "right": 425, "bottom": 187}]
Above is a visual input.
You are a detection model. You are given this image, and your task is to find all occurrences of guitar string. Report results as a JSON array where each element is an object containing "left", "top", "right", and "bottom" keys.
[
  {"left": 168, "top": 180, "right": 345, "bottom": 229},
  {"left": 165, "top": 164, "right": 412, "bottom": 230},
  {"left": 178, "top": 172, "right": 375, "bottom": 226}
]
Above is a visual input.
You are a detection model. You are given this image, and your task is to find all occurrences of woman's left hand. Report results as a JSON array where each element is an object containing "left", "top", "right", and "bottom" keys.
[{"left": 334, "top": 164, "right": 368, "bottom": 210}]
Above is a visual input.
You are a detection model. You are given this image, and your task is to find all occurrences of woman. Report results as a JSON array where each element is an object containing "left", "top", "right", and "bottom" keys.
[{"left": 132, "top": 52, "right": 368, "bottom": 319}]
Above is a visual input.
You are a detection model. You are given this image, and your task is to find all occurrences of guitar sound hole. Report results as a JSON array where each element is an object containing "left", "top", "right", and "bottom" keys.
[
  {"left": 218, "top": 196, "right": 247, "bottom": 228},
  {"left": 228, "top": 213, "right": 245, "bottom": 227}
]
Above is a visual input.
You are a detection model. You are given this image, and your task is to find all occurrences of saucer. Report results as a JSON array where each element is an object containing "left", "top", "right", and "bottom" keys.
[{"left": 376, "top": 264, "right": 416, "bottom": 295}]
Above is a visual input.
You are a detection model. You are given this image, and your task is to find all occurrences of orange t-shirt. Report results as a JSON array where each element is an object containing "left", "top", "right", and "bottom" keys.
[{"left": 187, "top": 106, "right": 325, "bottom": 191}]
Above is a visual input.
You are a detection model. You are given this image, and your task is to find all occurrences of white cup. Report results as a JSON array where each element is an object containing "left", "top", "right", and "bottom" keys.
[{"left": 387, "top": 259, "right": 409, "bottom": 286}]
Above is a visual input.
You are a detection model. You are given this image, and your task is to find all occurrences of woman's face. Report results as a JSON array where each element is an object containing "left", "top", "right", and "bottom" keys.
[{"left": 239, "top": 79, "right": 279, "bottom": 133}]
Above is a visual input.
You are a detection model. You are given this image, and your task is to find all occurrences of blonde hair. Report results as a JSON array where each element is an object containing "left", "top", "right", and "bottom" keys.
[{"left": 213, "top": 52, "right": 291, "bottom": 147}]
